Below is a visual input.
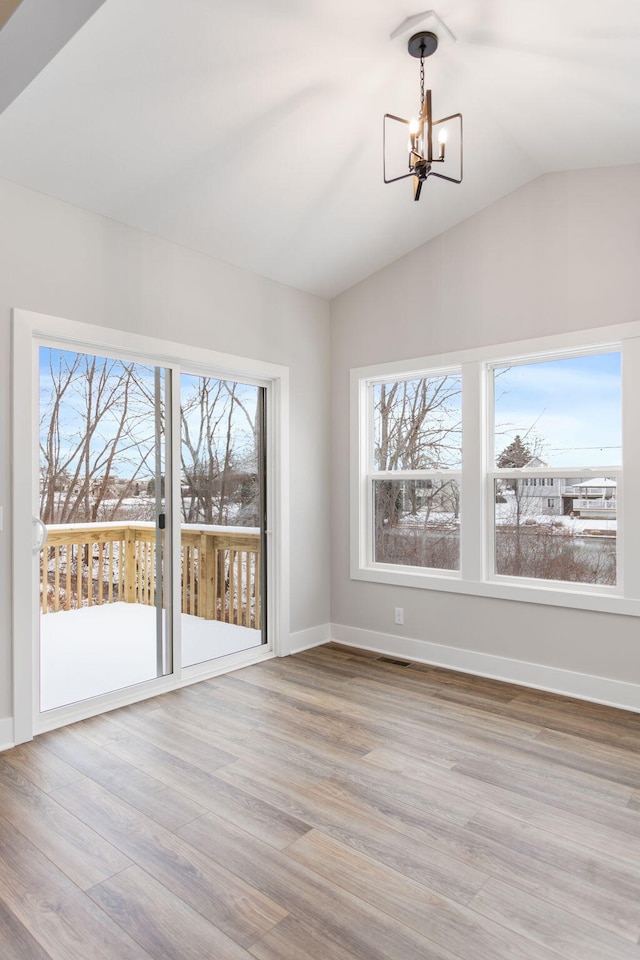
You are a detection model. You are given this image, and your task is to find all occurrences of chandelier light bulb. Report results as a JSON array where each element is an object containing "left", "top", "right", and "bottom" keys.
[
  {"left": 437, "top": 126, "right": 447, "bottom": 159},
  {"left": 407, "top": 117, "right": 423, "bottom": 156}
]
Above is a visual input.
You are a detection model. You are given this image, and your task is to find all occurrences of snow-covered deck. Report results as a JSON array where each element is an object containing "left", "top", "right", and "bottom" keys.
[{"left": 40, "top": 602, "right": 261, "bottom": 712}]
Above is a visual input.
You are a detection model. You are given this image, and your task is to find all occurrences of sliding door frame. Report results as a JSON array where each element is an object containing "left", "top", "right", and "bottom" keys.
[
  {"left": 176, "top": 360, "right": 272, "bottom": 681},
  {"left": 12, "top": 309, "right": 290, "bottom": 744},
  {"left": 34, "top": 343, "right": 175, "bottom": 716}
]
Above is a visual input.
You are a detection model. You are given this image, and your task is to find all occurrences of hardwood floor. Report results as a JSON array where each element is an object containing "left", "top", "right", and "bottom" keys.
[{"left": 1, "top": 642, "right": 640, "bottom": 959}]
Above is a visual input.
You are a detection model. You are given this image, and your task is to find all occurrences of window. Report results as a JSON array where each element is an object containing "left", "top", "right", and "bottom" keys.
[
  {"left": 491, "top": 352, "right": 620, "bottom": 587},
  {"left": 352, "top": 323, "right": 640, "bottom": 614},
  {"left": 370, "top": 373, "right": 461, "bottom": 572}
]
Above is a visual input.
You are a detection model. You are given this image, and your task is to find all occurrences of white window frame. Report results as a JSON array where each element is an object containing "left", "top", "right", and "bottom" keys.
[
  {"left": 365, "top": 366, "right": 462, "bottom": 579},
  {"left": 351, "top": 320, "right": 640, "bottom": 617},
  {"left": 485, "top": 345, "right": 622, "bottom": 595}
]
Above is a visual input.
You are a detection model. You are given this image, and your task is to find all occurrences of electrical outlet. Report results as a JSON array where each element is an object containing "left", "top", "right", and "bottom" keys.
[{"left": 394, "top": 607, "right": 404, "bottom": 625}]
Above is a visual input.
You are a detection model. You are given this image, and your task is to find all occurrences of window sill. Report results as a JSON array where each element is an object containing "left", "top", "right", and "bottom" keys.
[{"left": 351, "top": 564, "right": 636, "bottom": 616}]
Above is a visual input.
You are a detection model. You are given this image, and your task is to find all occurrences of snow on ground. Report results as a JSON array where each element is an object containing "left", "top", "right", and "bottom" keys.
[
  {"left": 40, "top": 602, "right": 261, "bottom": 712},
  {"left": 494, "top": 500, "right": 615, "bottom": 533},
  {"left": 398, "top": 511, "right": 458, "bottom": 528},
  {"left": 397, "top": 505, "right": 615, "bottom": 536}
]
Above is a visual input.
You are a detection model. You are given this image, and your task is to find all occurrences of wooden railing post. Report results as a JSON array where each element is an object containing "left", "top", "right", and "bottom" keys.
[
  {"left": 41, "top": 550, "right": 48, "bottom": 614},
  {"left": 125, "top": 527, "right": 136, "bottom": 603},
  {"left": 255, "top": 550, "right": 261, "bottom": 630},
  {"left": 200, "top": 532, "right": 216, "bottom": 621}
]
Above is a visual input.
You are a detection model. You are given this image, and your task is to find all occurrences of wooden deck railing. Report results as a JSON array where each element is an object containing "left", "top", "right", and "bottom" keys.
[
  {"left": 41, "top": 522, "right": 261, "bottom": 629},
  {"left": 573, "top": 498, "right": 616, "bottom": 510}
]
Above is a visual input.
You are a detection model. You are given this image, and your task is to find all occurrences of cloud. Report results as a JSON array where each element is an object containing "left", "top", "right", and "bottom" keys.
[{"left": 493, "top": 354, "right": 621, "bottom": 467}]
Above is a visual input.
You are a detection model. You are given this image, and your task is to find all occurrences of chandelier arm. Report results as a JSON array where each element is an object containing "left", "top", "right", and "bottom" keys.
[
  {"left": 428, "top": 170, "right": 463, "bottom": 185},
  {"left": 433, "top": 112, "right": 462, "bottom": 125},
  {"left": 383, "top": 113, "right": 411, "bottom": 125},
  {"left": 384, "top": 170, "right": 419, "bottom": 185},
  {"left": 432, "top": 113, "right": 463, "bottom": 182},
  {"left": 383, "top": 114, "right": 417, "bottom": 184}
]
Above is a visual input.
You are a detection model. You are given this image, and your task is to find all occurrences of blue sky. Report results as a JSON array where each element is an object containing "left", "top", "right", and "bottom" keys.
[
  {"left": 180, "top": 373, "right": 259, "bottom": 469},
  {"left": 39, "top": 346, "right": 161, "bottom": 482},
  {"left": 373, "top": 375, "right": 462, "bottom": 469},
  {"left": 40, "top": 348, "right": 259, "bottom": 482},
  {"left": 493, "top": 352, "right": 621, "bottom": 468}
]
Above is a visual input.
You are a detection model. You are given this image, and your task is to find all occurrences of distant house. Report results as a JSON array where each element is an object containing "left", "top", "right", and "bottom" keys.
[
  {"left": 567, "top": 478, "right": 617, "bottom": 519},
  {"left": 509, "top": 461, "right": 617, "bottom": 519},
  {"left": 517, "top": 458, "right": 566, "bottom": 516}
]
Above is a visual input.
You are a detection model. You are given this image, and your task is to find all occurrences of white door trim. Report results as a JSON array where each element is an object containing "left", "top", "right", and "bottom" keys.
[{"left": 12, "top": 308, "right": 290, "bottom": 744}]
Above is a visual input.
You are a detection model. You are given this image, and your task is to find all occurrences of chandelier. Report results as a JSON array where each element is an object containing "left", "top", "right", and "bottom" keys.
[{"left": 383, "top": 31, "right": 463, "bottom": 201}]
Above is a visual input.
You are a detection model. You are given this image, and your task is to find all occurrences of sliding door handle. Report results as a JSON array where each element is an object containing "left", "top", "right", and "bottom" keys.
[{"left": 32, "top": 516, "right": 48, "bottom": 553}]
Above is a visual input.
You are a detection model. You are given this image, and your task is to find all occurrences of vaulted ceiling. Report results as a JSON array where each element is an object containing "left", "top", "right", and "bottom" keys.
[{"left": 1, "top": 0, "right": 639, "bottom": 298}]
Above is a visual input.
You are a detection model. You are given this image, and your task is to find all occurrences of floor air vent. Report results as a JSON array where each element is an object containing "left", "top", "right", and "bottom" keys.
[{"left": 378, "top": 657, "right": 411, "bottom": 666}]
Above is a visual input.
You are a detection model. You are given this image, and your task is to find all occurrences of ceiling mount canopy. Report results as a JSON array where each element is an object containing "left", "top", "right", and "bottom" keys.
[
  {"left": 383, "top": 29, "right": 463, "bottom": 201},
  {"left": 407, "top": 30, "right": 438, "bottom": 59}
]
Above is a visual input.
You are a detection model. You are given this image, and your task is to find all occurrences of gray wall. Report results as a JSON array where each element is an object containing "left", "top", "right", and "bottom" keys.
[
  {"left": 330, "top": 164, "right": 640, "bottom": 684},
  {"left": 3, "top": 162, "right": 638, "bottom": 727},
  {"left": 0, "top": 176, "right": 331, "bottom": 725}
]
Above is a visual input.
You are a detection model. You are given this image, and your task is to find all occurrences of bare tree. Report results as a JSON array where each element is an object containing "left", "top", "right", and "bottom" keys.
[
  {"left": 180, "top": 378, "right": 259, "bottom": 526},
  {"left": 374, "top": 375, "right": 461, "bottom": 569},
  {"left": 375, "top": 376, "right": 461, "bottom": 473},
  {"left": 39, "top": 350, "right": 158, "bottom": 524},
  {"left": 40, "top": 352, "right": 261, "bottom": 530},
  {"left": 496, "top": 518, "right": 615, "bottom": 585}
]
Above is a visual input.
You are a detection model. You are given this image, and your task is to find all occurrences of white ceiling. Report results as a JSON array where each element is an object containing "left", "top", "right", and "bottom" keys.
[{"left": 0, "top": 0, "right": 639, "bottom": 299}]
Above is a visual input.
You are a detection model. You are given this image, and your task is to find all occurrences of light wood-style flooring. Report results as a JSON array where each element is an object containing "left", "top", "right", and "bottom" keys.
[{"left": 1, "top": 642, "right": 640, "bottom": 960}]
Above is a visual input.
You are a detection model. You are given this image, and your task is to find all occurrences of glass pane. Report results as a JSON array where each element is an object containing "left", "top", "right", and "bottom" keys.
[
  {"left": 494, "top": 353, "right": 621, "bottom": 468},
  {"left": 180, "top": 375, "right": 265, "bottom": 666},
  {"left": 374, "top": 479, "right": 460, "bottom": 570},
  {"left": 494, "top": 478, "right": 616, "bottom": 585},
  {"left": 373, "top": 374, "right": 462, "bottom": 471},
  {"left": 38, "top": 347, "right": 168, "bottom": 711}
]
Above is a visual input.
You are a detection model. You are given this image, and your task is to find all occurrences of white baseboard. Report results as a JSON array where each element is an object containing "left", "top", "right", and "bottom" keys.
[
  {"left": 281, "top": 622, "right": 331, "bottom": 656},
  {"left": 0, "top": 717, "right": 15, "bottom": 752},
  {"left": 330, "top": 623, "right": 640, "bottom": 714},
  {"left": 6, "top": 625, "right": 636, "bottom": 749}
]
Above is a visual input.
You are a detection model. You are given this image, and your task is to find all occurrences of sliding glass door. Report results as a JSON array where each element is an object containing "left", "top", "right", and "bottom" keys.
[
  {"left": 179, "top": 374, "right": 266, "bottom": 666},
  {"left": 13, "top": 309, "right": 285, "bottom": 744},
  {"left": 38, "top": 346, "right": 170, "bottom": 711},
  {"left": 36, "top": 348, "right": 267, "bottom": 714}
]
